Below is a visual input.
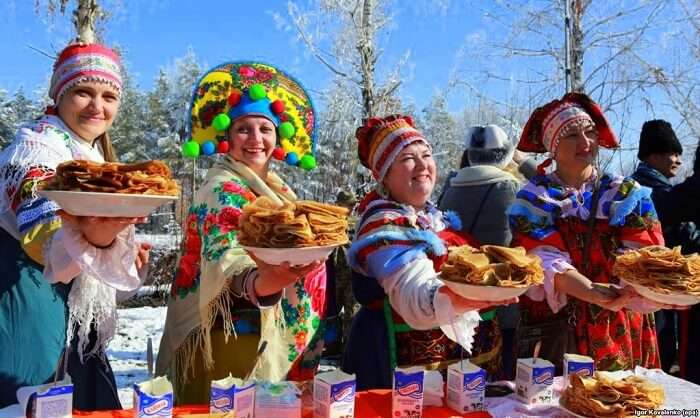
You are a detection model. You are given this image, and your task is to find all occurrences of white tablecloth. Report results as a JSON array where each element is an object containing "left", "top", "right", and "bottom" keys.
[{"left": 484, "top": 367, "right": 700, "bottom": 418}]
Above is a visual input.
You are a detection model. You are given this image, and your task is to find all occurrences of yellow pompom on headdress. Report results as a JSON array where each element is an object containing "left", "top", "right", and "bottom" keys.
[{"left": 182, "top": 62, "right": 317, "bottom": 170}]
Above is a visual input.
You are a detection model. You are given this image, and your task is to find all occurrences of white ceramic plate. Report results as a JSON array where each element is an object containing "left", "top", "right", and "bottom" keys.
[
  {"left": 620, "top": 278, "right": 700, "bottom": 306},
  {"left": 242, "top": 243, "right": 346, "bottom": 266},
  {"left": 39, "top": 190, "right": 178, "bottom": 218},
  {"left": 439, "top": 276, "right": 531, "bottom": 301}
]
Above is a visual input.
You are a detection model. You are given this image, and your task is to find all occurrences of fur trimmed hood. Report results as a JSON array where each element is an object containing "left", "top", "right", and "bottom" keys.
[{"left": 464, "top": 125, "right": 514, "bottom": 169}]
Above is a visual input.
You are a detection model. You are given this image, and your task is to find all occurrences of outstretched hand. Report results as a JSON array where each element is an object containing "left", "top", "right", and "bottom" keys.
[
  {"left": 249, "top": 253, "right": 325, "bottom": 297},
  {"left": 58, "top": 210, "right": 146, "bottom": 248},
  {"left": 617, "top": 285, "right": 690, "bottom": 312},
  {"left": 439, "top": 286, "right": 518, "bottom": 314}
]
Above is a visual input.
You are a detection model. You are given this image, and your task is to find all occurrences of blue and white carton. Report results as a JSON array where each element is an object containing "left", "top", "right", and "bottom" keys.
[
  {"left": 392, "top": 367, "right": 425, "bottom": 418},
  {"left": 313, "top": 370, "right": 356, "bottom": 418},
  {"left": 515, "top": 358, "right": 555, "bottom": 405},
  {"left": 563, "top": 354, "right": 595, "bottom": 387},
  {"left": 209, "top": 374, "right": 255, "bottom": 417},
  {"left": 133, "top": 376, "right": 173, "bottom": 418},
  {"left": 17, "top": 378, "right": 73, "bottom": 418},
  {"left": 255, "top": 381, "right": 301, "bottom": 418},
  {"left": 446, "top": 360, "right": 486, "bottom": 413}
]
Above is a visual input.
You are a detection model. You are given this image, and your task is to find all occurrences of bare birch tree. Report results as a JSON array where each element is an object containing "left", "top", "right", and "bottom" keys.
[
  {"left": 450, "top": 0, "right": 699, "bottom": 174},
  {"left": 273, "top": 0, "right": 411, "bottom": 197},
  {"left": 35, "top": 0, "right": 105, "bottom": 43}
]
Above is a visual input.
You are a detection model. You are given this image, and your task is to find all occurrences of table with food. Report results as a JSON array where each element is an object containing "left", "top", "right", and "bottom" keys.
[{"left": 6, "top": 182, "right": 700, "bottom": 418}]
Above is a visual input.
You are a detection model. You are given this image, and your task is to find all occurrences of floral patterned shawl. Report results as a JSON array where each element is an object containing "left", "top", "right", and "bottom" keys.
[{"left": 157, "top": 156, "right": 326, "bottom": 383}]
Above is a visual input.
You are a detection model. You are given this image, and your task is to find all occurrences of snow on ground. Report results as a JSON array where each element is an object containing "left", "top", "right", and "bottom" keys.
[
  {"left": 108, "top": 306, "right": 167, "bottom": 408},
  {"left": 135, "top": 233, "right": 179, "bottom": 249}
]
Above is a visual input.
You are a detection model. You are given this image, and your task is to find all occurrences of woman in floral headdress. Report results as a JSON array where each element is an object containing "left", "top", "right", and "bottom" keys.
[
  {"left": 342, "top": 115, "right": 516, "bottom": 390},
  {"left": 156, "top": 62, "right": 327, "bottom": 403},
  {"left": 0, "top": 43, "right": 149, "bottom": 409},
  {"left": 507, "top": 92, "right": 669, "bottom": 371}
]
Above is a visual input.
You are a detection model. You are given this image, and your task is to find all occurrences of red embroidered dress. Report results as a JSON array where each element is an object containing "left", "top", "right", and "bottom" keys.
[{"left": 508, "top": 172, "right": 661, "bottom": 371}]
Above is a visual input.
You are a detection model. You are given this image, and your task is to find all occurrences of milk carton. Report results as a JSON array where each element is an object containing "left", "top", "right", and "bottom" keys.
[
  {"left": 446, "top": 360, "right": 486, "bottom": 413},
  {"left": 392, "top": 367, "right": 425, "bottom": 418},
  {"left": 563, "top": 354, "right": 595, "bottom": 387},
  {"left": 133, "top": 376, "right": 173, "bottom": 418},
  {"left": 313, "top": 370, "right": 356, "bottom": 418},
  {"left": 18, "top": 379, "right": 73, "bottom": 418},
  {"left": 515, "top": 358, "right": 554, "bottom": 405},
  {"left": 255, "top": 381, "right": 301, "bottom": 418},
  {"left": 209, "top": 374, "right": 255, "bottom": 417}
]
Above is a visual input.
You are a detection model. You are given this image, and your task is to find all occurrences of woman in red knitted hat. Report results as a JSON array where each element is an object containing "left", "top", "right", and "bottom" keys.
[
  {"left": 343, "top": 115, "right": 516, "bottom": 389},
  {"left": 507, "top": 93, "right": 675, "bottom": 372},
  {"left": 0, "top": 43, "right": 149, "bottom": 410}
]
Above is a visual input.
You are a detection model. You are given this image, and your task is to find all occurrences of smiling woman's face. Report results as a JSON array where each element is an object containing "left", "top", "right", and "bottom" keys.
[
  {"left": 382, "top": 141, "right": 436, "bottom": 209},
  {"left": 554, "top": 121, "right": 599, "bottom": 173},
  {"left": 57, "top": 81, "right": 120, "bottom": 141},
  {"left": 228, "top": 115, "right": 277, "bottom": 177}
]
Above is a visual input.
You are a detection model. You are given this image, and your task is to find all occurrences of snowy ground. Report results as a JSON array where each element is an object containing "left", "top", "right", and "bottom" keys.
[
  {"left": 135, "top": 233, "right": 179, "bottom": 250},
  {"left": 108, "top": 306, "right": 167, "bottom": 408}
]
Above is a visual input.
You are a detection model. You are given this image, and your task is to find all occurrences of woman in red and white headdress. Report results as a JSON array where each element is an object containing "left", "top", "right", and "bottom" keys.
[
  {"left": 508, "top": 93, "right": 671, "bottom": 372},
  {"left": 0, "top": 43, "right": 149, "bottom": 410}
]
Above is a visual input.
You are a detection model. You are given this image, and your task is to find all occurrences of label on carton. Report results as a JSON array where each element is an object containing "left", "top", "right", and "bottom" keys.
[
  {"left": 133, "top": 377, "right": 173, "bottom": 418},
  {"left": 313, "top": 370, "right": 356, "bottom": 418},
  {"left": 446, "top": 360, "right": 486, "bottom": 413},
  {"left": 233, "top": 381, "right": 255, "bottom": 418},
  {"left": 563, "top": 354, "right": 595, "bottom": 387},
  {"left": 31, "top": 384, "right": 73, "bottom": 418},
  {"left": 392, "top": 367, "right": 424, "bottom": 418},
  {"left": 515, "top": 358, "right": 554, "bottom": 405}
]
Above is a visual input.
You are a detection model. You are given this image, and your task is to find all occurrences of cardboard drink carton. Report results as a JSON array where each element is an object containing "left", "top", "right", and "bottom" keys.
[
  {"left": 446, "top": 360, "right": 486, "bottom": 413},
  {"left": 133, "top": 376, "right": 173, "bottom": 418},
  {"left": 313, "top": 370, "right": 356, "bottom": 418},
  {"left": 515, "top": 358, "right": 554, "bottom": 405},
  {"left": 563, "top": 354, "right": 595, "bottom": 387},
  {"left": 392, "top": 367, "right": 425, "bottom": 418}
]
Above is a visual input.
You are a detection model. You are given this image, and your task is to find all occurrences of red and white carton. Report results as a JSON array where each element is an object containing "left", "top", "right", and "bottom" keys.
[
  {"left": 446, "top": 360, "right": 486, "bottom": 413},
  {"left": 563, "top": 354, "right": 595, "bottom": 387},
  {"left": 515, "top": 358, "right": 554, "bottom": 405},
  {"left": 313, "top": 370, "right": 356, "bottom": 418},
  {"left": 392, "top": 367, "right": 425, "bottom": 418}
]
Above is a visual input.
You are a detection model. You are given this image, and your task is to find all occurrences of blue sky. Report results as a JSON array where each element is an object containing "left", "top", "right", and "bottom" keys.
[
  {"left": 0, "top": 1, "right": 478, "bottom": 112},
  {"left": 1, "top": 0, "right": 696, "bottom": 173}
]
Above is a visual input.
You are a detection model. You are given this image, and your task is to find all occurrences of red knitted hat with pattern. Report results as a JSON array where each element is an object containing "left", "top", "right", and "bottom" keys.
[
  {"left": 356, "top": 114, "right": 430, "bottom": 180},
  {"left": 49, "top": 43, "right": 122, "bottom": 103}
]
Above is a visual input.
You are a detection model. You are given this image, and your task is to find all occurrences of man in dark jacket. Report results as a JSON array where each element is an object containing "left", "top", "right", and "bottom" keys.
[
  {"left": 667, "top": 144, "right": 700, "bottom": 384},
  {"left": 631, "top": 120, "right": 700, "bottom": 374}
]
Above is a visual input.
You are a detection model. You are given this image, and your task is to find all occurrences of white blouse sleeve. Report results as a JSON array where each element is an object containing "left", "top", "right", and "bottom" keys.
[
  {"left": 526, "top": 245, "right": 576, "bottom": 313},
  {"left": 43, "top": 222, "right": 141, "bottom": 291},
  {"left": 379, "top": 257, "right": 481, "bottom": 352}
]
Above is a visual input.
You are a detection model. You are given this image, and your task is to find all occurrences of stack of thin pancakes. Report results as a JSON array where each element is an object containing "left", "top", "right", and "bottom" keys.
[
  {"left": 441, "top": 245, "right": 544, "bottom": 287},
  {"left": 562, "top": 372, "right": 665, "bottom": 418},
  {"left": 238, "top": 196, "right": 349, "bottom": 247},
  {"left": 49, "top": 160, "right": 179, "bottom": 196},
  {"left": 613, "top": 245, "right": 700, "bottom": 296}
]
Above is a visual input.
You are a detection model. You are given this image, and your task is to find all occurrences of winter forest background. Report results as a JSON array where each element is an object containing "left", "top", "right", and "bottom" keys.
[
  {"left": 2, "top": 1, "right": 700, "bottom": 404},
  {"left": 2, "top": 0, "right": 700, "bottom": 251}
]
